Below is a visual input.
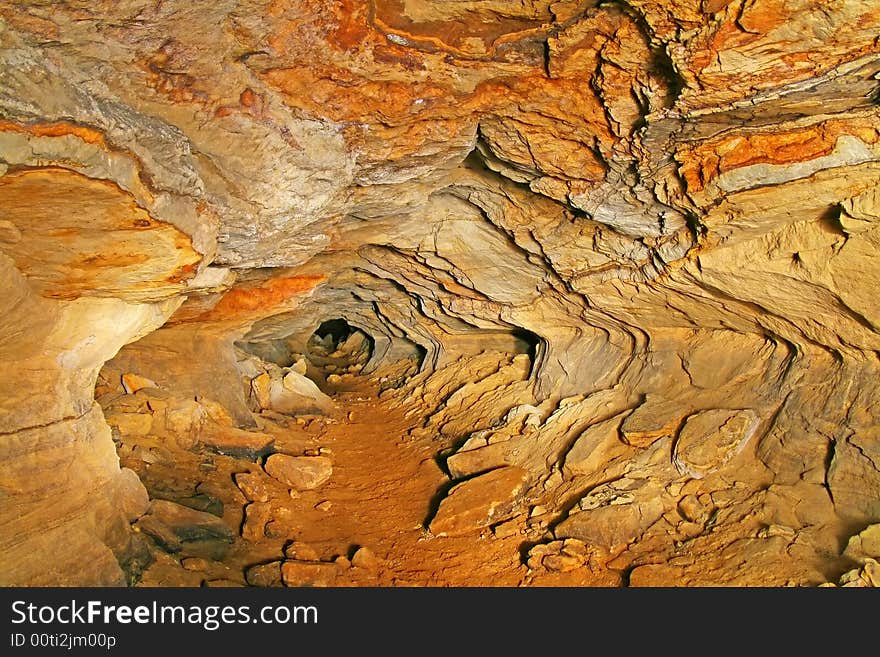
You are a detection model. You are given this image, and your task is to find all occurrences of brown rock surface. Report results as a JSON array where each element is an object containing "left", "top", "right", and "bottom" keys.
[
  {"left": 135, "top": 499, "right": 235, "bottom": 560},
  {"left": 0, "top": 0, "right": 878, "bottom": 588},
  {"left": 264, "top": 454, "right": 333, "bottom": 491},
  {"left": 672, "top": 409, "right": 761, "bottom": 479},
  {"left": 428, "top": 466, "right": 531, "bottom": 537}
]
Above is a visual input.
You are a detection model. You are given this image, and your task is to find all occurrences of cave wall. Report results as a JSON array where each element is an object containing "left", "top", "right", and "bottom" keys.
[{"left": 1, "top": 0, "right": 879, "bottom": 585}]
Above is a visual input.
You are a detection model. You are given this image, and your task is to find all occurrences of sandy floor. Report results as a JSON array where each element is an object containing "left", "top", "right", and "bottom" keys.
[
  {"left": 131, "top": 377, "right": 586, "bottom": 587},
  {"left": 121, "top": 365, "right": 862, "bottom": 589}
]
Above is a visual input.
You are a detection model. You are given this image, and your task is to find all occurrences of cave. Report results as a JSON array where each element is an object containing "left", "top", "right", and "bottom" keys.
[
  {"left": 313, "top": 319, "right": 355, "bottom": 345},
  {"left": 306, "top": 318, "right": 375, "bottom": 375},
  {"left": 1, "top": 1, "right": 879, "bottom": 590}
]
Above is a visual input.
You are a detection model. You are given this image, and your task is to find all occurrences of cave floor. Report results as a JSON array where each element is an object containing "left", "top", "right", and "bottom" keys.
[
  {"left": 113, "top": 362, "right": 857, "bottom": 589},
  {"left": 129, "top": 376, "right": 614, "bottom": 588}
]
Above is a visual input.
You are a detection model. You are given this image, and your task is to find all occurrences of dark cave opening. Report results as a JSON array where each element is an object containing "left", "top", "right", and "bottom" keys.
[
  {"left": 307, "top": 318, "right": 375, "bottom": 376},
  {"left": 314, "top": 318, "right": 354, "bottom": 345},
  {"left": 511, "top": 328, "right": 541, "bottom": 364}
]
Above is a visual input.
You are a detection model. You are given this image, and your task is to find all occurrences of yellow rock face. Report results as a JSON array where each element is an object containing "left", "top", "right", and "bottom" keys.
[
  {"left": 1, "top": 0, "right": 879, "bottom": 586},
  {"left": 0, "top": 169, "right": 201, "bottom": 301}
]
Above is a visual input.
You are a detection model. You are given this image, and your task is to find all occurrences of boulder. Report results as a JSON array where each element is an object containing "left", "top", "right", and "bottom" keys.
[
  {"left": 672, "top": 409, "right": 760, "bottom": 479},
  {"left": 136, "top": 500, "right": 235, "bottom": 560},
  {"left": 429, "top": 466, "right": 530, "bottom": 537},
  {"left": 264, "top": 454, "right": 333, "bottom": 490}
]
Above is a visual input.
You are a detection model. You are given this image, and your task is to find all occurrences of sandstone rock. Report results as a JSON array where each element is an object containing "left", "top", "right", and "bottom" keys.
[
  {"left": 263, "top": 508, "right": 297, "bottom": 539},
  {"left": 106, "top": 411, "right": 153, "bottom": 437},
  {"left": 620, "top": 397, "right": 689, "bottom": 448},
  {"left": 136, "top": 500, "right": 234, "bottom": 560},
  {"left": 281, "top": 561, "right": 338, "bottom": 587},
  {"left": 181, "top": 557, "right": 208, "bottom": 572},
  {"left": 839, "top": 559, "right": 879, "bottom": 587},
  {"left": 527, "top": 539, "right": 592, "bottom": 573},
  {"left": 428, "top": 466, "right": 531, "bottom": 537},
  {"left": 174, "top": 493, "right": 224, "bottom": 518},
  {"left": 676, "top": 521, "right": 704, "bottom": 540},
  {"left": 162, "top": 399, "right": 207, "bottom": 447},
  {"left": 563, "top": 413, "right": 631, "bottom": 478},
  {"left": 108, "top": 328, "right": 260, "bottom": 430},
  {"left": 628, "top": 564, "right": 686, "bottom": 587},
  {"left": 4, "top": 0, "right": 880, "bottom": 590},
  {"left": 491, "top": 519, "right": 520, "bottom": 538},
  {"left": 145, "top": 397, "right": 169, "bottom": 414},
  {"left": 241, "top": 502, "right": 272, "bottom": 542},
  {"left": 843, "top": 524, "right": 880, "bottom": 564},
  {"left": 351, "top": 547, "right": 380, "bottom": 571},
  {"left": 284, "top": 542, "right": 321, "bottom": 562},
  {"left": 115, "top": 467, "right": 151, "bottom": 522},
  {"left": 250, "top": 373, "right": 272, "bottom": 410},
  {"left": 672, "top": 409, "right": 761, "bottom": 479},
  {"left": 245, "top": 561, "right": 284, "bottom": 587},
  {"left": 445, "top": 442, "right": 511, "bottom": 479},
  {"left": 554, "top": 478, "right": 669, "bottom": 550},
  {"left": 198, "top": 398, "right": 237, "bottom": 426},
  {"left": 757, "top": 524, "right": 797, "bottom": 540},
  {"left": 197, "top": 424, "right": 275, "bottom": 460},
  {"left": 716, "top": 536, "right": 811, "bottom": 587},
  {"left": 267, "top": 370, "right": 335, "bottom": 416},
  {"left": 0, "top": 402, "right": 159, "bottom": 586},
  {"left": 235, "top": 472, "right": 273, "bottom": 503},
  {"left": 264, "top": 454, "right": 333, "bottom": 491},
  {"left": 130, "top": 445, "right": 164, "bottom": 465},
  {"left": 121, "top": 373, "right": 159, "bottom": 394},
  {"left": 827, "top": 431, "right": 880, "bottom": 524},
  {"left": 677, "top": 494, "right": 711, "bottom": 524},
  {"left": 761, "top": 481, "right": 836, "bottom": 530}
]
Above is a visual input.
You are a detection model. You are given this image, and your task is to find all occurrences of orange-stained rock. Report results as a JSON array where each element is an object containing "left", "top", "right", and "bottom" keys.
[
  {"left": 678, "top": 117, "right": 880, "bottom": 192},
  {"left": 0, "top": 119, "right": 109, "bottom": 147},
  {"left": 0, "top": 169, "right": 201, "bottom": 301},
  {"left": 191, "top": 275, "right": 326, "bottom": 323},
  {"left": 670, "top": 0, "right": 880, "bottom": 112}
]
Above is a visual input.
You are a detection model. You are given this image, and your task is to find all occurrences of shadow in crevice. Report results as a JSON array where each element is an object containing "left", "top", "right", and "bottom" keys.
[
  {"left": 511, "top": 327, "right": 540, "bottom": 365},
  {"left": 306, "top": 318, "right": 375, "bottom": 375},
  {"left": 422, "top": 476, "right": 460, "bottom": 530},
  {"left": 314, "top": 318, "right": 354, "bottom": 344}
]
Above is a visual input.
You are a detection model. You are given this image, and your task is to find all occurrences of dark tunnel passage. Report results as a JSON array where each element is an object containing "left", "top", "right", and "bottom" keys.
[
  {"left": 511, "top": 328, "right": 541, "bottom": 366},
  {"left": 314, "top": 318, "right": 354, "bottom": 344},
  {"left": 306, "top": 318, "right": 375, "bottom": 377}
]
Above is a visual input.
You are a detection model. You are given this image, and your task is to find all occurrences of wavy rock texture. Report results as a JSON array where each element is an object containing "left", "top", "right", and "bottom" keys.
[{"left": 1, "top": 0, "right": 879, "bottom": 586}]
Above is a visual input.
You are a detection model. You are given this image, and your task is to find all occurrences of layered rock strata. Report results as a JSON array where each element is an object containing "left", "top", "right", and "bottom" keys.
[{"left": 1, "top": 0, "right": 878, "bottom": 586}]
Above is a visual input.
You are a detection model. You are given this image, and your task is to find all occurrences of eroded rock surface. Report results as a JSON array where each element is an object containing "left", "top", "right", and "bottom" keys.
[{"left": 1, "top": 0, "right": 879, "bottom": 587}]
